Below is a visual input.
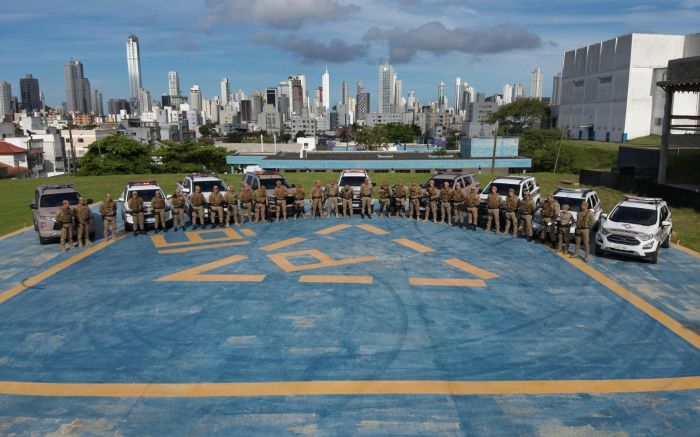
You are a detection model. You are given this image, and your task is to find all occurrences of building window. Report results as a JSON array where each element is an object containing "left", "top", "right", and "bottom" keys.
[{"left": 599, "top": 76, "right": 612, "bottom": 84}]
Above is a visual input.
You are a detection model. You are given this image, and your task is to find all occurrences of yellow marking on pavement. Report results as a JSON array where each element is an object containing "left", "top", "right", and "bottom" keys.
[
  {"left": 316, "top": 224, "right": 352, "bottom": 235},
  {"left": 240, "top": 229, "right": 256, "bottom": 237},
  {"left": 268, "top": 249, "right": 377, "bottom": 273},
  {"left": 157, "top": 255, "right": 265, "bottom": 283},
  {"left": 409, "top": 278, "right": 487, "bottom": 287},
  {"left": 261, "top": 237, "right": 307, "bottom": 252},
  {"left": 562, "top": 253, "right": 700, "bottom": 350},
  {"left": 394, "top": 238, "right": 435, "bottom": 253},
  {"left": 444, "top": 259, "right": 498, "bottom": 280},
  {"left": 356, "top": 224, "right": 389, "bottom": 235},
  {"left": 299, "top": 275, "right": 374, "bottom": 284},
  {"left": 1, "top": 376, "right": 699, "bottom": 398},
  {"left": 673, "top": 243, "right": 700, "bottom": 259},
  {"left": 151, "top": 228, "right": 243, "bottom": 248},
  {"left": 159, "top": 241, "right": 250, "bottom": 254},
  {"left": 0, "top": 233, "right": 127, "bottom": 305}
]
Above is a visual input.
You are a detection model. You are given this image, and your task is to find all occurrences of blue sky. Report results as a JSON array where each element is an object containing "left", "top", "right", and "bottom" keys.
[{"left": 1, "top": 0, "right": 699, "bottom": 108}]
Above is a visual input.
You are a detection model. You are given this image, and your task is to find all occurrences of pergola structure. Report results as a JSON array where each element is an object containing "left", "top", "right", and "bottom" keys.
[{"left": 656, "top": 56, "right": 700, "bottom": 184}]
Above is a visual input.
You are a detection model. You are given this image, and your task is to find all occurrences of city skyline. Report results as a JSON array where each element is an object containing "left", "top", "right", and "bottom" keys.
[{"left": 2, "top": 0, "right": 699, "bottom": 107}]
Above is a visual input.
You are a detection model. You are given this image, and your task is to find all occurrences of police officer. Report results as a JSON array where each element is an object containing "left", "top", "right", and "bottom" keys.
[
  {"left": 99, "top": 193, "right": 117, "bottom": 241},
  {"left": 239, "top": 183, "right": 254, "bottom": 224},
  {"left": 254, "top": 184, "right": 268, "bottom": 224},
  {"left": 519, "top": 190, "right": 536, "bottom": 241},
  {"left": 225, "top": 186, "right": 239, "bottom": 226},
  {"left": 394, "top": 181, "right": 407, "bottom": 218},
  {"left": 151, "top": 190, "right": 166, "bottom": 233},
  {"left": 539, "top": 194, "right": 560, "bottom": 244},
  {"left": 128, "top": 190, "right": 145, "bottom": 235},
  {"left": 56, "top": 199, "right": 74, "bottom": 252},
  {"left": 190, "top": 185, "right": 206, "bottom": 229},
  {"left": 75, "top": 196, "right": 92, "bottom": 247},
  {"left": 408, "top": 180, "right": 422, "bottom": 220},
  {"left": 311, "top": 180, "right": 323, "bottom": 219},
  {"left": 294, "top": 184, "right": 306, "bottom": 220},
  {"left": 424, "top": 180, "right": 439, "bottom": 224},
  {"left": 465, "top": 187, "right": 480, "bottom": 231},
  {"left": 485, "top": 185, "right": 502, "bottom": 233},
  {"left": 573, "top": 201, "right": 595, "bottom": 262},
  {"left": 325, "top": 179, "right": 339, "bottom": 219},
  {"left": 208, "top": 185, "right": 224, "bottom": 227},
  {"left": 557, "top": 204, "right": 574, "bottom": 254},
  {"left": 452, "top": 182, "right": 464, "bottom": 225},
  {"left": 341, "top": 184, "right": 353, "bottom": 218},
  {"left": 274, "top": 180, "right": 288, "bottom": 223},
  {"left": 171, "top": 189, "right": 186, "bottom": 231},
  {"left": 360, "top": 178, "right": 373, "bottom": 219},
  {"left": 503, "top": 188, "right": 519, "bottom": 238},
  {"left": 439, "top": 181, "right": 452, "bottom": 225},
  {"left": 378, "top": 181, "right": 392, "bottom": 218}
]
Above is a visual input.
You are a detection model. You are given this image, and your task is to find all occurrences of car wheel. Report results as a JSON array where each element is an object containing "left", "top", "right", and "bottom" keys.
[
  {"left": 661, "top": 230, "right": 671, "bottom": 248},
  {"left": 39, "top": 236, "right": 51, "bottom": 245},
  {"left": 594, "top": 243, "right": 604, "bottom": 257},
  {"left": 648, "top": 249, "right": 658, "bottom": 264},
  {"left": 89, "top": 231, "right": 96, "bottom": 240},
  {"left": 125, "top": 222, "right": 133, "bottom": 232}
]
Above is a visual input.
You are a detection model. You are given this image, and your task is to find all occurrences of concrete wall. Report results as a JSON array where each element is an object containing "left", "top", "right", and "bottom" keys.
[{"left": 460, "top": 137, "right": 519, "bottom": 158}]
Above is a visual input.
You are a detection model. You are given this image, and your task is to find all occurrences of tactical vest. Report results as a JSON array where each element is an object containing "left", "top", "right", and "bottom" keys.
[
  {"left": 395, "top": 185, "right": 406, "bottom": 198},
  {"left": 191, "top": 192, "right": 205, "bottom": 207},
  {"left": 541, "top": 201, "right": 555, "bottom": 217},
  {"left": 342, "top": 187, "right": 353, "bottom": 199},
  {"left": 58, "top": 206, "right": 74, "bottom": 224},
  {"left": 505, "top": 196, "right": 518, "bottom": 212},
  {"left": 520, "top": 199, "right": 535, "bottom": 215},
  {"left": 440, "top": 188, "right": 452, "bottom": 202},
  {"left": 487, "top": 193, "right": 501, "bottom": 209},
  {"left": 576, "top": 210, "right": 592, "bottom": 229},
  {"left": 172, "top": 196, "right": 185, "bottom": 209},
  {"left": 151, "top": 196, "right": 165, "bottom": 209}
]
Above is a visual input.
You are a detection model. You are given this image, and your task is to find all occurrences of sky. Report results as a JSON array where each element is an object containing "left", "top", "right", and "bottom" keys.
[{"left": 2, "top": 0, "right": 700, "bottom": 108}]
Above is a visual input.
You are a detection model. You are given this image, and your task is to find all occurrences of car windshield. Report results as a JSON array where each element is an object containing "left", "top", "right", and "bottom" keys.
[
  {"left": 260, "top": 178, "right": 291, "bottom": 189},
  {"left": 195, "top": 180, "right": 226, "bottom": 192},
  {"left": 424, "top": 178, "right": 453, "bottom": 188},
  {"left": 483, "top": 183, "right": 520, "bottom": 196},
  {"left": 339, "top": 176, "right": 367, "bottom": 186},
  {"left": 130, "top": 189, "right": 161, "bottom": 202},
  {"left": 554, "top": 196, "right": 583, "bottom": 212},
  {"left": 40, "top": 192, "right": 80, "bottom": 207},
  {"left": 609, "top": 206, "right": 657, "bottom": 226}
]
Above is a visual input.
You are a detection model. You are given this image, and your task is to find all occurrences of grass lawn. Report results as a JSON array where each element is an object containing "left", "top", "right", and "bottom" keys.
[
  {"left": 625, "top": 135, "right": 661, "bottom": 147},
  {"left": 3, "top": 171, "right": 698, "bottom": 252}
]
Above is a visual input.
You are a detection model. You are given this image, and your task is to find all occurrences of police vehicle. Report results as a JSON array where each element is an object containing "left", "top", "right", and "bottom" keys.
[
  {"left": 118, "top": 180, "right": 173, "bottom": 231},
  {"left": 478, "top": 175, "right": 541, "bottom": 222},
  {"left": 533, "top": 187, "right": 602, "bottom": 234},
  {"left": 30, "top": 184, "right": 95, "bottom": 245},
  {"left": 337, "top": 169, "right": 371, "bottom": 210},
  {"left": 176, "top": 173, "right": 227, "bottom": 220},
  {"left": 241, "top": 171, "right": 295, "bottom": 216},
  {"left": 418, "top": 172, "right": 481, "bottom": 219},
  {"left": 595, "top": 196, "right": 672, "bottom": 264}
]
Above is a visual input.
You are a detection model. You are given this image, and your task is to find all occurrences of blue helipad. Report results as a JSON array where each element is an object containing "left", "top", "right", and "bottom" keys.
[{"left": 0, "top": 209, "right": 699, "bottom": 436}]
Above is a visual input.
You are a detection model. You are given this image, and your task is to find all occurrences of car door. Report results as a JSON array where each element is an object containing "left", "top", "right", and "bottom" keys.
[{"left": 659, "top": 206, "right": 671, "bottom": 240}]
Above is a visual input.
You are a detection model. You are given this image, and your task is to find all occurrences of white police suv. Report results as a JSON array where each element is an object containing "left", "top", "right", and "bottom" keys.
[
  {"left": 595, "top": 196, "right": 672, "bottom": 264},
  {"left": 118, "top": 180, "right": 173, "bottom": 231}
]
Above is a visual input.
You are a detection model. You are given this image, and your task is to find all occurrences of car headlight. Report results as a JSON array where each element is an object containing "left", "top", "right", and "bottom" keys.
[
  {"left": 643, "top": 242, "right": 655, "bottom": 249},
  {"left": 40, "top": 215, "right": 54, "bottom": 221},
  {"left": 600, "top": 227, "right": 611, "bottom": 236},
  {"left": 639, "top": 233, "right": 654, "bottom": 241}
]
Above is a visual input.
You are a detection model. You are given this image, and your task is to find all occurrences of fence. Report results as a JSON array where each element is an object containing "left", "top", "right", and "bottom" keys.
[{"left": 580, "top": 170, "right": 700, "bottom": 211}]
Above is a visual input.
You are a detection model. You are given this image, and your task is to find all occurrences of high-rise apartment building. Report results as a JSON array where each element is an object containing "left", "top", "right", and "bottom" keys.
[
  {"left": 502, "top": 84, "right": 513, "bottom": 105},
  {"left": 221, "top": 78, "right": 230, "bottom": 106},
  {"left": 531, "top": 67, "right": 544, "bottom": 99},
  {"left": 513, "top": 84, "right": 525, "bottom": 101},
  {"left": 393, "top": 79, "right": 402, "bottom": 112},
  {"left": 168, "top": 71, "right": 180, "bottom": 97},
  {"left": 454, "top": 78, "right": 462, "bottom": 113},
  {"left": 378, "top": 61, "right": 395, "bottom": 113},
  {"left": 189, "top": 85, "right": 202, "bottom": 112},
  {"left": 108, "top": 98, "right": 130, "bottom": 115},
  {"left": 341, "top": 80, "right": 349, "bottom": 106},
  {"left": 289, "top": 76, "right": 305, "bottom": 116},
  {"left": 64, "top": 60, "right": 88, "bottom": 113},
  {"left": 321, "top": 67, "right": 330, "bottom": 111},
  {"left": 126, "top": 35, "right": 142, "bottom": 101},
  {"left": 438, "top": 81, "right": 446, "bottom": 109},
  {"left": 551, "top": 73, "right": 562, "bottom": 106},
  {"left": 0, "top": 81, "right": 12, "bottom": 117},
  {"left": 92, "top": 90, "right": 104, "bottom": 116},
  {"left": 82, "top": 78, "right": 92, "bottom": 113},
  {"left": 20, "top": 74, "right": 42, "bottom": 111},
  {"left": 138, "top": 88, "right": 151, "bottom": 113}
]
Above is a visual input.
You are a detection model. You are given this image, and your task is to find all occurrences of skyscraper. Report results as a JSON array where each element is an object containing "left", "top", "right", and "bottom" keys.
[
  {"left": 341, "top": 80, "right": 349, "bottom": 106},
  {"left": 393, "top": 79, "right": 402, "bottom": 111},
  {"left": 189, "top": 85, "right": 202, "bottom": 112},
  {"left": 0, "top": 81, "right": 12, "bottom": 117},
  {"left": 168, "top": 71, "right": 180, "bottom": 97},
  {"left": 20, "top": 74, "right": 42, "bottom": 111},
  {"left": 321, "top": 67, "right": 330, "bottom": 112},
  {"left": 407, "top": 90, "right": 417, "bottom": 111},
  {"left": 502, "top": 84, "right": 513, "bottom": 105},
  {"left": 138, "top": 88, "right": 151, "bottom": 113},
  {"left": 64, "top": 60, "right": 87, "bottom": 113},
  {"left": 454, "top": 78, "right": 462, "bottom": 113},
  {"left": 289, "top": 76, "right": 304, "bottom": 116},
  {"left": 378, "top": 61, "right": 395, "bottom": 113},
  {"left": 221, "top": 77, "right": 230, "bottom": 106},
  {"left": 438, "top": 81, "right": 446, "bottom": 110},
  {"left": 92, "top": 90, "right": 104, "bottom": 116},
  {"left": 551, "top": 73, "right": 562, "bottom": 106},
  {"left": 531, "top": 67, "right": 543, "bottom": 99},
  {"left": 126, "top": 35, "right": 142, "bottom": 101},
  {"left": 513, "top": 84, "right": 524, "bottom": 101},
  {"left": 82, "top": 78, "right": 92, "bottom": 113}
]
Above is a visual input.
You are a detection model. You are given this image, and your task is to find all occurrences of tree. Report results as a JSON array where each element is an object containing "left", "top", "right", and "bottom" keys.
[
  {"left": 198, "top": 123, "right": 219, "bottom": 138},
  {"left": 153, "top": 140, "right": 229, "bottom": 173},
  {"left": 383, "top": 123, "right": 417, "bottom": 144},
  {"left": 518, "top": 128, "right": 574, "bottom": 172},
  {"left": 294, "top": 130, "right": 306, "bottom": 140},
  {"left": 77, "top": 135, "right": 153, "bottom": 175},
  {"left": 353, "top": 125, "right": 389, "bottom": 150},
  {"left": 446, "top": 134, "right": 458, "bottom": 150},
  {"left": 488, "top": 98, "right": 550, "bottom": 134}
]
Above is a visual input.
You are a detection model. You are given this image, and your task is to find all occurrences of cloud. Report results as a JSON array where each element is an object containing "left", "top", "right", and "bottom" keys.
[
  {"left": 199, "top": 0, "right": 360, "bottom": 30},
  {"left": 364, "top": 21, "right": 542, "bottom": 63},
  {"left": 259, "top": 35, "right": 369, "bottom": 63}
]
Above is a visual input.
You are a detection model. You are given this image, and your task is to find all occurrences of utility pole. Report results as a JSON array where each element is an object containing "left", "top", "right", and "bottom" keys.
[
  {"left": 490, "top": 121, "right": 499, "bottom": 175},
  {"left": 68, "top": 126, "right": 77, "bottom": 176},
  {"left": 553, "top": 126, "right": 566, "bottom": 174}
]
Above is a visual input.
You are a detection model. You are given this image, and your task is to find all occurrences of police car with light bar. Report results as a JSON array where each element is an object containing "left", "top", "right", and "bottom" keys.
[
  {"left": 176, "top": 173, "right": 227, "bottom": 220},
  {"left": 595, "top": 196, "right": 672, "bottom": 264},
  {"left": 118, "top": 180, "right": 173, "bottom": 231}
]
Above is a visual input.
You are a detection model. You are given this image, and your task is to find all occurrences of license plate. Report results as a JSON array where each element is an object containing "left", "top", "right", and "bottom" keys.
[
  {"left": 146, "top": 218, "right": 155, "bottom": 223},
  {"left": 610, "top": 243, "right": 632, "bottom": 252}
]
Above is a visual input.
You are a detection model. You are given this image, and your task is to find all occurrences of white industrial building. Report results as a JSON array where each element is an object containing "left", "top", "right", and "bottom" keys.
[{"left": 557, "top": 32, "right": 700, "bottom": 142}]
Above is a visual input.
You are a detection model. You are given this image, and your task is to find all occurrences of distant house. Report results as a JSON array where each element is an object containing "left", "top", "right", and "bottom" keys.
[{"left": 0, "top": 140, "right": 30, "bottom": 178}]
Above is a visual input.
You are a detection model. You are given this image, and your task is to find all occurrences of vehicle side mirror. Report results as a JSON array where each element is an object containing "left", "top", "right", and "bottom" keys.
[
  {"left": 86, "top": 198, "right": 93, "bottom": 204},
  {"left": 117, "top": 197, "right": 124, "bottom": 203},
  {"left": 181, "top": 188, "right": 190, "bottom": 194},
  {"left": 30, "top": 203, "right": 37, "bottom": 210},
  {"left": 662, "top": 220, "right": 671, "bottom": 227},
  {"left": 600, "top": 213, "right": 608, "bottom": 219},
  {"left": 166, "top": 195, "right": 173, "bottom": 199}
]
